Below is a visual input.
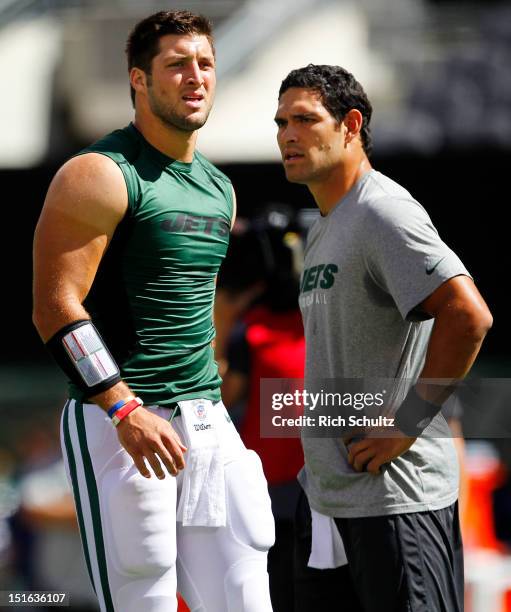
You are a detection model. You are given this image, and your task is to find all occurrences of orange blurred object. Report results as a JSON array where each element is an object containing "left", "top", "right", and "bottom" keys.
[
  {"left": 462, "top": 442, "right": 511, "bottom": 612},
  {"left": 462, "top": 444, "right": 507, "bottom": 552}
]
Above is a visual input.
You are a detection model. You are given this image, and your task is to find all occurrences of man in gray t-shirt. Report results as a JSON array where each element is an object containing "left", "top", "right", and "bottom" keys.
[{"left": 275, "top": 65, "right": 493, "bottom": 612}]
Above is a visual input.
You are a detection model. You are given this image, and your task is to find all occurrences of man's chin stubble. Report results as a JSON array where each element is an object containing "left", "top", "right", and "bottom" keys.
[
  {"left": 166, "top": 115, "right": 207, "bottom": 132},
  {"left": 284, "top": 170, "right": 309, "bottom": 184},
  {"left": 152, "top": 104, "right": 210, "bottom": 132}
]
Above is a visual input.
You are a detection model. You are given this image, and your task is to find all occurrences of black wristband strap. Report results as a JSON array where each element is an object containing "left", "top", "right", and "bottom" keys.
[
  {"left": 394, "top": 386, "right": 442, "bottom": 437},
  {"left": 46, "top": 319, "right": 122, "bottom": 397}
]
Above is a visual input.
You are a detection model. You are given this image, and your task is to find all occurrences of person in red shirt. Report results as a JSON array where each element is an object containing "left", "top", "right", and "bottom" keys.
[{"left": 217, "top": 204, "right": 309, "bottom": 612}]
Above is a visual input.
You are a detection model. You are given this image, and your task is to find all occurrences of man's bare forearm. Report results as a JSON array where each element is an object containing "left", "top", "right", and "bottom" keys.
[
  {"left": 421, "top": 308, "right": 491, "bottom": 377},
  {"left": 32, "top": 294, "right": 88, "bottom": 342},
  {"left": 417, "top": 305, "right": 492, "bottom": 403},
  {"left": 415, "top": 276, "right": 493, "bottom": 403}
]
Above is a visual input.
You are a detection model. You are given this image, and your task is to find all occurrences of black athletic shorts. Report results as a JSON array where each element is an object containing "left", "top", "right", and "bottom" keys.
[{"left": 294, "top": 490, "right": 464, "bottom": 612}]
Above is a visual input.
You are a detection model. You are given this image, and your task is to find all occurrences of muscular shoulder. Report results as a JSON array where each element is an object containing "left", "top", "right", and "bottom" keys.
[{"left": 45, "top": 152, "right": 128, "bottom": 228}]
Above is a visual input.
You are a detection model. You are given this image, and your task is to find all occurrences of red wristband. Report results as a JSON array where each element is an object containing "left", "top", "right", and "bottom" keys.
[{"left": 111, "top": 397, "right": 143, "bottom": 427}]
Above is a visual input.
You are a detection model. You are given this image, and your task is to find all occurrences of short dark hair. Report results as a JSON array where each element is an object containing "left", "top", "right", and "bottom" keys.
[
  {"left": 279, "top": 64, "right": 373, "bottom": 156},
  {"left": 125, "top": 10, "right": 214, "bottom": 106}
]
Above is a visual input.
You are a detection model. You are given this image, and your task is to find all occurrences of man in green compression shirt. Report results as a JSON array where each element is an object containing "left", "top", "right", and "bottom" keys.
[{"left": 33, "top": 11, "right": 274, "bottom": 612}]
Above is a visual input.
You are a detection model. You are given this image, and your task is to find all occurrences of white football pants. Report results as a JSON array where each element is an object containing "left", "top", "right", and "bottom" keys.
[{"left": 60, "top": 399, "right": 275, "bottom": 612}]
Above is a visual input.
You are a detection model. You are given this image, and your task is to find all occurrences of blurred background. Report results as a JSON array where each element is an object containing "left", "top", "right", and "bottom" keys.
[{"left": 0, "top": 0, "right": 510, "bottom": 609}]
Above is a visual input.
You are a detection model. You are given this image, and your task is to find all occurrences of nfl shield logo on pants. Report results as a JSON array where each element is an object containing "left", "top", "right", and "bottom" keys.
[{"left": 194, "top": 402, "right": 207, "bottom": 421}]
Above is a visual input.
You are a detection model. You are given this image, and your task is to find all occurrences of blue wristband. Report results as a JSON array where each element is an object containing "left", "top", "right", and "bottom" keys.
[{"left": 107, "top": 397, "right": 133, "bottom": 418}]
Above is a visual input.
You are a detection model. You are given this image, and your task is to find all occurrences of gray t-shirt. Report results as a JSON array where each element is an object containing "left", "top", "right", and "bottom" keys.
[{"left": 298, "top": 169, "right": 470, "bottom": 518}]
